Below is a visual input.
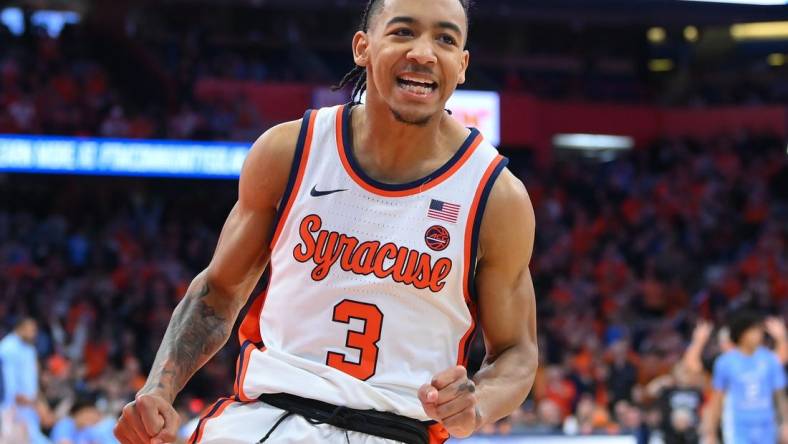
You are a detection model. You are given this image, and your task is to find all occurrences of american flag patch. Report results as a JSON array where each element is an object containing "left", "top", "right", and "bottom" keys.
[{"left": 428, "top": 199, "right": 460, "bottom": 223}]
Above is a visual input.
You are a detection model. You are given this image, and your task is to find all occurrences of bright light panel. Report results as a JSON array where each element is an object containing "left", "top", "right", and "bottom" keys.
[
  {"left": 731, "top": 21, "right": 788, "bottom": 40},
  {"left": 684, "top": 26, "right": 700, "bottom": 42},
  {"left": 649, "top": 59, "right": 675, "bottom": 72},
  {"left": 553, "top": 134, "right": 634, "bottom": 151},
  {"left": 682, "top": 0, "right": 786, "bottom": 5},
  {"left": 31, "top": 10, "right": 80, "bottom": 38},
  {"left": 1, "top": 7, "right": 24, "bottom": 35},
  {"left": 768, "top": 53, "right": 785, "bottom": 66},
  {"left": 647, "top": 27, "right": 666, "bottom": 43}
]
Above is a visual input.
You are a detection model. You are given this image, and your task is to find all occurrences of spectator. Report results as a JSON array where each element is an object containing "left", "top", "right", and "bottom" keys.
[
  {"left": 49, "top": 396, "right": 117, "bottom": 444},
  {"left": 606, "top": 339, "right": 638, "bottom": 405},
  {"left": 0, "top": 128, "right": 785, "bottom": 439},
  {"left": 0, "top": 318, "right": 49, "bottom": 444},
  {"left": 646, "top": 321, "right": 711, "bottom": 444},
  {"left": 704, "top": 311, "right": 787, "bottom": 444}
]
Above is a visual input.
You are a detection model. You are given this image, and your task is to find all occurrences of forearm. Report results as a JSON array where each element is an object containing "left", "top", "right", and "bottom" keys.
[
  {"left": 777, "top": 392, "right": 788, "bottom": 425},
  {"left": 702, "top": 398, "right": 722, "bottom": 437},
  {"left": 775, "top": 338, "right": 788, "bottom": 365},
  {"left": 139, "top": 271, "right": 247, "bottom": 403},
  {"left": 682, "top": 341, "right": 705, "bottom": 374},
  {"left": 472, "top": 342, "right": 537, "bottom": 428}
]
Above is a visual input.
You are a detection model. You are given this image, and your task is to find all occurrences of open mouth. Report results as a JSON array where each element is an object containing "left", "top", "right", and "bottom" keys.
[{"left": 396, "top": 76, "right": 438, "bottom": 96}]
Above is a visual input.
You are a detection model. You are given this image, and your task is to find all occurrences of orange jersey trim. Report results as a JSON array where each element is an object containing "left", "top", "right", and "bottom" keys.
[
  {"left": 335, "top": 104, "right": 483, "bottom": 198},
  {"left": 269, "top": 110, "right": 317, "bottom": 250},
  {"left": 234, "top": 341, "right": 258, "bottom": 402},
  {"left": 234, "top": 274, "right": 272, "bottom": 397},
  {"left": 457, "top": 155, "right": 508, "bottom": 366},
  {"left": 237, "top": 287, "right": 267, "bottom": 346},
  {"left": 189, "top": 397, "right": 234, "bottom": 444},
  {"left": 232, "top": 110, "right": 317, "bottom": 393},
  {"left": 428, "top": 422, "right": 451, "bottom": 443}
]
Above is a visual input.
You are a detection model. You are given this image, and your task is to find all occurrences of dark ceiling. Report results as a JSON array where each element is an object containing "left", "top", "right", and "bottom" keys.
[{"left": 169, "top": 0, "right": 788, "bottom": 25}]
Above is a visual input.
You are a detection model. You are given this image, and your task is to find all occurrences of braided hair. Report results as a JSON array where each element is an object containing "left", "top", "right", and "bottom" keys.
[{"left": 332, "top": 0, "right": 472, "bottom": 103}]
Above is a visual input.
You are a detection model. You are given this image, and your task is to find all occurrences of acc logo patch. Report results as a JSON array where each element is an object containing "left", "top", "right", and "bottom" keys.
[{"left": 424, "top": 225, "right": 450, "bottom": 252}]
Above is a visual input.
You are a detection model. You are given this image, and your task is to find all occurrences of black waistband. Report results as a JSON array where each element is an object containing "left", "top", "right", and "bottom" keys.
[{"left": 258, "top": 393, "right": 431, "bottom": 444}]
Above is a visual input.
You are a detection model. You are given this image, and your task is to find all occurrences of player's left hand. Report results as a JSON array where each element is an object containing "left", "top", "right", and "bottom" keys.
[
  {"left": 418, "top": 365, "right": 481, "bottom": 438},
  {"left": 779, "top": 423, "right": 788, "bottom": 444}
]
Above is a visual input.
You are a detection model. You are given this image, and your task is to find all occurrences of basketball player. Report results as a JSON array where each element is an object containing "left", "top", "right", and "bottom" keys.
[
  {"left": 704, "top": 311, "right": 788, "bottom": 444},
  {"left": 113, "top": 0, "right": 538, "bottom": 442}
]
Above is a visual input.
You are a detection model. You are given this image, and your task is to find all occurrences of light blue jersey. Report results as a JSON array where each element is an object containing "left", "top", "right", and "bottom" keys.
[
  {"left": 712, "top": 346, "right": 786, "bottom": 443},
  {"left": 0, "top": 332, "right": 50, "bottom": 444}
]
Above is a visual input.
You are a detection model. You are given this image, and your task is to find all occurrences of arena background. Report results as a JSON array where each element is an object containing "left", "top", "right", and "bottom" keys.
[{"left": 1, "top": 0, "right": 787, "bottom": 442}]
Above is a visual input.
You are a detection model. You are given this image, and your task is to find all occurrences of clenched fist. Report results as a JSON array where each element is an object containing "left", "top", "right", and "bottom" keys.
[
  {"left": 114, "top": 391, "right": 180, "bottom": 444},
  {"left": 418, "top": 366, "right": 481, "bottom": 438}
]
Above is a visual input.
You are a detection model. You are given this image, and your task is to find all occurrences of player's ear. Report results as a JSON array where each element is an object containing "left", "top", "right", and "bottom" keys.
[
  {"left": 353, "top": 31, "right": 370, "bottom": 67},
  {"left": 457, "top": 50, "right": 469, "bottom": 85}
]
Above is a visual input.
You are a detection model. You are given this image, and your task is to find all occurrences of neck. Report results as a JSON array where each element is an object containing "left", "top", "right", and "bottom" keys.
[
  {"left": 738, "top": 344, "right": 757, "bottom": 355},
  {"left": 351, "top": 97, "right": 460, "bottom": 184}
]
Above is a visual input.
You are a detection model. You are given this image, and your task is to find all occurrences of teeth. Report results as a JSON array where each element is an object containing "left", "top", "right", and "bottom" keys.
[
  {"left": 400, "top": 77, "right": 434, "bottom": 87},
  {"left": 401, "top": 83, "right": 432, "bottom": 95}
]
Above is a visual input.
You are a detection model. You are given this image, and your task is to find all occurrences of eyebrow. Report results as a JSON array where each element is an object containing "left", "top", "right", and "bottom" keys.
[{"left": 385, "top": 16, "right": 463, "bottom": 36}]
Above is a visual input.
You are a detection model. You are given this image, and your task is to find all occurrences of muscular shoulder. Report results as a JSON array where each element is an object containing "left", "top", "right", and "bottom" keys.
[
  {"left": 239, "top": 119, "right": 304, "bottom": 211},
  {"left": 478, "top": 168, "right": 536, "bottom": 266}
]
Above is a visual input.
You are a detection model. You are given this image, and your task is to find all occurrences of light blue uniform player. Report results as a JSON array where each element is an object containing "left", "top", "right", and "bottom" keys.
[
  {"left": 713, "top": 347, "right": 785, "bottom": 443},
  {"left": 706, "top": 311, "right": 788, "bottom": 444},
  {"left": 0, "top": 318, "right": 51, "bottom": 444}
]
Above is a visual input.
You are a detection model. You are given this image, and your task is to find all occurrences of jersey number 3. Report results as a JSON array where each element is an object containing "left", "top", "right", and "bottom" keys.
[{"left": 326, "top": 299, "right": 383, "bottom": 380}]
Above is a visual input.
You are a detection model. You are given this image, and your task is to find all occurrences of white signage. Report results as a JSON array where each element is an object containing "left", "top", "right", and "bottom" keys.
[{"left": 446, "top": 90, "right": 501, "bottom": 146}]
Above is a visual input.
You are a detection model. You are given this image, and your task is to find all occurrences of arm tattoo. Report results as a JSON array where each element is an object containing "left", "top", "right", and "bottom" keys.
[{"left": 141, "top": 279, "right": 241, "bottom": 402}]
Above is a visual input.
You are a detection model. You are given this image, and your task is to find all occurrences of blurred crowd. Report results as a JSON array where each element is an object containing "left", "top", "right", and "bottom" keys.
[
  {"left": 1, "top": 7, "right": 788, "bottom": 444},
  {"left": 0, "top": 128, "right": 786, "bottom": 443},
  {"left": 488, "top": 131, "right": 788, "bottom": 441},
  {"left": 2, "top": 10, "right": 787, "bottom": 146},
  {"left": 0, "top": 23, "right": 263, "bottom": 142},
  {"left": 0, "top": 176, "right": 238, "bottom": 443}
]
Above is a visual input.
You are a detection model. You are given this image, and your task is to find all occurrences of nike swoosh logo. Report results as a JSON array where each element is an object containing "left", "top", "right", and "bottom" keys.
[{"left": 310, "top": 185, "right": 348, "bottom": 197}]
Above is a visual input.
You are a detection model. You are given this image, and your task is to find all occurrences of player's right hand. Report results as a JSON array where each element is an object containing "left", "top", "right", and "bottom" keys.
[{"left": 114, "top": 392, "right": 180, "bottom": 444}]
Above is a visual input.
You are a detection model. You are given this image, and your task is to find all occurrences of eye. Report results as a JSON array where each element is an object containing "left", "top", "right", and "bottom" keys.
[
  {"left": 438, "top": 34, "right": 457, "bottom": 46},
  {"left": 391, "top": 28, "right": 414, "bottom": 37}
]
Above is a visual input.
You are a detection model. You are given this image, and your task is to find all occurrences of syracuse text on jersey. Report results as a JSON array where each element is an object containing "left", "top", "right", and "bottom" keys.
[{"left": 293, "top": 214, "right": 452, "bottom": 292}]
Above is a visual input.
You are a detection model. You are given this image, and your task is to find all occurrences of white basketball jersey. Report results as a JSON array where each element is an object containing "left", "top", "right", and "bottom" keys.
[{"left": 232, "top": 104, "right": 508, "bottom": 427}]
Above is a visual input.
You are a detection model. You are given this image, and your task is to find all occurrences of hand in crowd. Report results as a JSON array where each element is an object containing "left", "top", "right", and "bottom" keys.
[
  {"left": 691, "top": 320, "right": 714, "bottom": 346},
  {"left": 765, "top": 317, "right": 787, "bottom": 341}
]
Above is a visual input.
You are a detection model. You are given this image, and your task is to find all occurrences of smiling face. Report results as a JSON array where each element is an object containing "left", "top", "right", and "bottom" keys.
[{"left": 353, "top": 0, "right": 470, "bottom": 126}]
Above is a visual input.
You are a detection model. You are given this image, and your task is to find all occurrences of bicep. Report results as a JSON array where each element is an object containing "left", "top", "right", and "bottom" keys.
[
  {"left": 475, "top": 171, "right": 537, "bottom": 358},
  {"left": 205, "top": 120, "right": 301, "bottom": 295},
  {"left": 476, "top": 263, "right": 536, "bottom": 358},
  {"left": 205, "top": 201, "right": 277, "bottom": 293}
]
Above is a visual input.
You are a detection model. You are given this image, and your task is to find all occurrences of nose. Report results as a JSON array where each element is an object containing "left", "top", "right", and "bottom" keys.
[{"left": 407, "top": 36, "right": 437, "bottom": 65}]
